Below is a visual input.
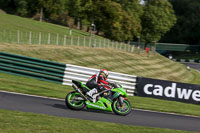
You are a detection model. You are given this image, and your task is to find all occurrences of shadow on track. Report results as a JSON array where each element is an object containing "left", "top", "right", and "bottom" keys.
[
  {"left": 48, "top": 103, "right": 117, "bottom": 116},
  {"left": 53, "top": 104, "right": 68, "bottom": 110}
]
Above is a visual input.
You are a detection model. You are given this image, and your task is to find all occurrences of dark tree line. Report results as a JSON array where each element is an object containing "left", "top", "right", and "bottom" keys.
[
  {"left": 161, "top": 0, "right": 200, "bottom": 45},
  {"left": 0, "top": 0, "right": 177, "bottom": 44}
]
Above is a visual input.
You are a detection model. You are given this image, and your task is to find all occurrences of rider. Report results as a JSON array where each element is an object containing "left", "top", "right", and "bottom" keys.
[{"left": 86, "top": 69, "right": 113, "bottom": 102}]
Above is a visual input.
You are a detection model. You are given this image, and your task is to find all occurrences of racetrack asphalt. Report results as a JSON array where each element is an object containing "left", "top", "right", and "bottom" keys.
[
  {"left": 182, "top": 62, "right": 200, "bottom": 72},
  {"left": 0, "top": 91, "right": 200, "bottom": 132}
]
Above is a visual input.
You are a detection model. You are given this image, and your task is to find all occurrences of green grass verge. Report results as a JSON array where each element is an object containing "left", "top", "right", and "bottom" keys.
[
  {"left": 1, "top": 72, "right": 200, "bottom": 117},
  {"left": 0, "top": 13, "right": 133, "bottom": 52},
  {"left": 0, "top": 109, "right": 195, "bottom": 133},
  {"left": 0, "top": 13, "right": 90, "bottom": 37},
  {"left": 189, "top": 69, "right": 200, "bottom": 85}
]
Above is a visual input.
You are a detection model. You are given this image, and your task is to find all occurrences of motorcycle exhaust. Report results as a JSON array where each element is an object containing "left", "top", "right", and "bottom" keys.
[
  {"left": 74, "top": 97, "right": 85, "bottom": 100},
  {"left": 72, "top": 84, "right": 88, "bottom": 101}
]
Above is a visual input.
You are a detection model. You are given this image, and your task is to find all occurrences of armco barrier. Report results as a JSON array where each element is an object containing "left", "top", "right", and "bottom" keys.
[
  {"left": 0, "top": 52, "right": 137, "bottom": 96},
  {"left": 0, "top": 52, "right": 66, "bottom": 83},
  {"left": 63, "top": 64, "right": 137, "bottom": 96},
  {"left": 136, "top": 77, "right": 200, "bottom": 104}
]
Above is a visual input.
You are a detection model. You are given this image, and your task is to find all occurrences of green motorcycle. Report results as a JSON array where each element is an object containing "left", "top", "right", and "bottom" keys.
[{"left": 65, "top": 80, "right": 132, "bottom": 116}]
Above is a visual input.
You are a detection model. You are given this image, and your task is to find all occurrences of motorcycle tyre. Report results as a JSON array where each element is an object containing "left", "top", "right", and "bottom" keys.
[{"left": 65, "top": 91, "right": 86, "bottom": 110}]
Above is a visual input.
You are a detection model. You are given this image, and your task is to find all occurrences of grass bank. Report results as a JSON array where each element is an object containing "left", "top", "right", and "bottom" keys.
[
  {"left": 0, "top": 44, "right": 199, "bottom": 84},
  {"left": 0, "top": 12, "right": 89, "bottom": 37},
  {"left": 0, "top": 109, "right": 195, "bottom": 133},
  {"left": 0, "top": 12, "right": 132, "bottom": 52}
]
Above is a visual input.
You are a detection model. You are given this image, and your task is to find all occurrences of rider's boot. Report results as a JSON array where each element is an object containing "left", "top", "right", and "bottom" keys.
[
  {"left": 86, "top": 88, "right": 98, "bottom": 102},
  {"left": 92, "top": 93, "right": 99, "bottom": 103}
]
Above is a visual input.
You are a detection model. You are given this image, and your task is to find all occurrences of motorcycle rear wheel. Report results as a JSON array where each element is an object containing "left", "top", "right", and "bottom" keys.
[
  {"left": 112, "top": 99, "right": 132, "bottom": 116},
  {"left": 65, "top": 91, "right": 86, "bottom": 110}
]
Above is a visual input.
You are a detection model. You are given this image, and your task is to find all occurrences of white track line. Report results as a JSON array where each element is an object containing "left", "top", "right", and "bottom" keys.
[
  {"left": 133, "top": 108, "right": 200, "bottom": 118},
  {"left": 0, "top": 90, "right": 64, "bottom": 101},
  {"left": 0, "top": 90, "right": 200, "bottom": 118}
]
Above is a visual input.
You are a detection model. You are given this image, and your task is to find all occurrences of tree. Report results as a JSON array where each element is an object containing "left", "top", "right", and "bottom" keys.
[
  {"left": 40, "top": 0, "right": 65, "bottom": 22},
  {"left": 103, "top": 2, "right": 128, "bottom": 41},
  {"left": 67, "top": 0, "right": 93, "bottom": 29},
  {"left": 141, "top": 0, "right": 176, "bottom": 44},
  {"left": 161, "top": 0, "right": 200, "bottom": 45},
  {"left": 85, "top": 0, "right": 129, "bottom": 41},
  {"left": 113, "top": 0, "right": 143, "bottom": 22},
  {"left": 0, "top": 0, "right": 15, "bottom": 14},
  {"left": 85, "top": 0, "right": 123, "bottom": 39},
  {"left": 112, "top": 0, "right": 143, "bottom": 40},
  {"left": 84, "top": 0, "right": 142, "bottom": 41},
  {"left": 16, "top": 0, "right": 28, "bottom": 16},
  {"left": 0, "top": 0, "right": 28, "bottom": 16}
]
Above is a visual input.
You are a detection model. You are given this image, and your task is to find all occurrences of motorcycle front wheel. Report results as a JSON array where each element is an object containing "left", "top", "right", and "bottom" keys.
[
  {"left": 112, "top": 98, "right": 132, "bottom": 116},
  {"left": 65, "top": 91, "right": 86, "bottom": 110}
]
